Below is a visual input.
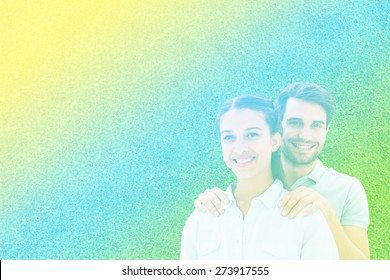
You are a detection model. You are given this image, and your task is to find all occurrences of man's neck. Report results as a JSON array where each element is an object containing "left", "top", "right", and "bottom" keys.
[{"left": 281, "top": 154, "right": 317, "bottom": 187}]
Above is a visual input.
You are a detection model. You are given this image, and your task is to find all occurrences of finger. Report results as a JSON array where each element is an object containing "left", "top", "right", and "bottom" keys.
[
  {"left": 295, "top": 185, "right": 309, "bottom": 191},
  {"left": 199, "top": 192, "right": 221, "bottom": 216},
  {"left": 278, "top": 187, "right": 306, "bottom": 208},
  {"left": 194, "top": 198, "right": 206, "bottom": 212},
  {"left": 212, "top": 187, "right": 229, "bottom": 205},
  {"left": 281, "top": 197, "right": 300, "bottom": 216},
  {"left": 303, "top": 199, "right": 330, "bottom": 217},
  {"left": 280, "top": 188, "right": 307, "bottom": 216},
  {"left": 279, "top": 192, "right": 293, "bottom": 208},
  {"left": 303, "top": 203, "right": 320, "bottom": 216},
  {"left": 287, "top": 192, "right": 317, "bottom": 219},
  {"left": 205, "top": 189, "right": 224, "bottom": 215}
]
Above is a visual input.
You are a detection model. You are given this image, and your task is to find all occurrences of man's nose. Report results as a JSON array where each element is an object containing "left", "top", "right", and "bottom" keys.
[{"left": 298, "top": 125, "right": 311, "bottom": 139}]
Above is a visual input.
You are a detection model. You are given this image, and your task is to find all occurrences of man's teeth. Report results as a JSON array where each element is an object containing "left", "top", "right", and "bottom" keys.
[
  {"left": 295, "top": 144, "right": 313, "bottom": 150},
  {"left": 235, "top": 158, "right": 252, "bottom": 164}
]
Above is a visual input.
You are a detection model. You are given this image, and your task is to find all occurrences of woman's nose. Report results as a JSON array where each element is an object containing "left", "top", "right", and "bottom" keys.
[{"left": 233, "top": 140, "right": 249, "bottom": 154}]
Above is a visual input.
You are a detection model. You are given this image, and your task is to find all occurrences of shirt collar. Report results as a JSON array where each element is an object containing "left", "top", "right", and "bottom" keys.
[
  {"left": 223, "top": 179, "right": 284, "bottom": 210},
  {"left": 306, "top": 159, "right": 326, "bottom": 184}
]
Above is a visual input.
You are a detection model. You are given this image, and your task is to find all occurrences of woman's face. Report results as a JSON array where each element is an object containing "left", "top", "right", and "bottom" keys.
[{"left": 219, "top": 109, "right": 280, "bottom": 180}]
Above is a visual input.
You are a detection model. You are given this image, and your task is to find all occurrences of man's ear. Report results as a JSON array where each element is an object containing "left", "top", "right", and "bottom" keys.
[
  {"left": 326, "top": 123, "right": 331, "bottom": 133},
  {"left": 271, "top": 132, "right": 282, "bottom": 152}
]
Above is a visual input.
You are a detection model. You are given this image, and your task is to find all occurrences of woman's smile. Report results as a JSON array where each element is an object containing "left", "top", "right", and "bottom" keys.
[{"left": 232, "top": 156, "right": 257, "bottom": 167}]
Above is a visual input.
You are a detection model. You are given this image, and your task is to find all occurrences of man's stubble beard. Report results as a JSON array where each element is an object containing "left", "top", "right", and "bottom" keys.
[{"left": 280, "top": 140, "right": 324, "bottom": 166}]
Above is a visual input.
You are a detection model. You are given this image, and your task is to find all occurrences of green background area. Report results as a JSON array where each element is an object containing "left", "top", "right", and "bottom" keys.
[{"left": 1, "top": 1, "right": 389, "bottom": 259}]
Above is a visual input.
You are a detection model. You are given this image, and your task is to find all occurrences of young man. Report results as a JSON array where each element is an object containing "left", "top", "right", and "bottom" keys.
[{"left": 195, "top": 82, "right": 370, "bottom": 259}]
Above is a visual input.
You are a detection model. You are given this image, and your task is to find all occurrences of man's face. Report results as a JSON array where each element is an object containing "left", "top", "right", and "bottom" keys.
[{"left": 280, "top": 98, "right": 328, "bottom": 166}]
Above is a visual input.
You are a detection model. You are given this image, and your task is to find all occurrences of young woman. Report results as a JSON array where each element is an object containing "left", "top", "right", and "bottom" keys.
[{"left": 180, "top": 95, "right": 338, "bottom": 259}]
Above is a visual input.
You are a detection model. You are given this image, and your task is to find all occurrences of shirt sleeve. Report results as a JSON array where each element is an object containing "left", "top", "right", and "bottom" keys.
[
  {"left": 300, "top": 211, "right": 339, "bottom": 260},
  {"left": 180, "top": 211, "right": 198, "bottom": 260},
  {"left": 341, "top": 178, "right": 370, "bottom": 229}
]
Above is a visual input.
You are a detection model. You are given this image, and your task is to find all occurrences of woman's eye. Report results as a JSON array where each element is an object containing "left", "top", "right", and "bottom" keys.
[{"left": 222, "top": 135, "right": 235, "bottom": 142}]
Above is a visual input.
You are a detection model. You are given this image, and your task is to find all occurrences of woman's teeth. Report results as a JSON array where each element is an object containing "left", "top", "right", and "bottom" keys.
[{"left": 234, "top": 158, "right": 253, "bottom": 164}]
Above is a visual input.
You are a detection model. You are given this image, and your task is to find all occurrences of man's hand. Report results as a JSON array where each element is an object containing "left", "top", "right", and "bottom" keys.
[
  {"left": 278, "top": 186, "right": 335, "bottom": 220},
  {"left": 279, "top": 186, "right": 370, "bottom": 259},
  {"left": 194, "top": 187, "right": 229, "bottom": 216}
]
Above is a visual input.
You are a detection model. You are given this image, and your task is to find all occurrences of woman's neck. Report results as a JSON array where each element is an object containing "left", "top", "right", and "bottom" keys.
[{"left": 234, "top": 170, "right": 274, "bottom": 216}]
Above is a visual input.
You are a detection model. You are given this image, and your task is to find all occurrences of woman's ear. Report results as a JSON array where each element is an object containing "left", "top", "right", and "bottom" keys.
[{"left": 271, "top": 132, "right": 282, "bottom": 152}]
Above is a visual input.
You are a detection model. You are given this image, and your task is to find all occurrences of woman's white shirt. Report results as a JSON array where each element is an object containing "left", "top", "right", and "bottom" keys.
[{"left": 180, "top": 179, "right": 338, "bottom": 260}]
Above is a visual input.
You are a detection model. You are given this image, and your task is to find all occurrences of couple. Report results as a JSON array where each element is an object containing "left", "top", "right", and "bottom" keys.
[{"left": 180, "top": 82, "right": 369, "bottom": 260}]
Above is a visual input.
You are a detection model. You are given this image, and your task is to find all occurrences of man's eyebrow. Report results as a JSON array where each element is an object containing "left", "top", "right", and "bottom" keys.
[
  {"left": 286, "top": 118, "right": 326, "bottom": 125},
  {"left": 220, "top": 130, "right": 233, "bottom": 134},
  {"left": 286, "top": 117, "right": 302, "bottom": 122}
]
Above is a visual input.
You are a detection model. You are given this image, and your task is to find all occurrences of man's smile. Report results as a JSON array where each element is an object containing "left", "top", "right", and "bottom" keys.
[{"left": 289, "top": 140, "right": 317, "bottom": 151}]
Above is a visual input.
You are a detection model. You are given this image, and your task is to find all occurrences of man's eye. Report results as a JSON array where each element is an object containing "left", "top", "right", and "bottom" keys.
[
  {"left": 246, "top": 132, "right": 260, "bottom": 139},
  {"left": 312, "top": 123, "right": 324, "bottom": 129},
  {"left": 222, "top": 135, "right": 235, "bottom": 141}
]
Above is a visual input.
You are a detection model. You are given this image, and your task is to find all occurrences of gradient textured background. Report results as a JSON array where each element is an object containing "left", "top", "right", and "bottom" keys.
[{"left": 1, "top": 0, "right": 389, "bottom": 259}]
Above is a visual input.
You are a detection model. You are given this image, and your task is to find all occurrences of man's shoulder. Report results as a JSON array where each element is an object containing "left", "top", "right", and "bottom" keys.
[
  {"left": 316, "top": 164, "right": 367, "bottom": 206},
  {"left": 320, "top": 164, "right": 363, "bottom": 188}
]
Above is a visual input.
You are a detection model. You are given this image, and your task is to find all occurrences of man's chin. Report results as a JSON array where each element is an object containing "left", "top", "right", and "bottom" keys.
[
  {"left": 281, "top": 145, "right": 321, "bottom": 166},
  {"left": 291, "top": 152, "right": 319, "bottom": 164},
  {"left": 292, "top": 158, "right": 317, "bottom": 166},
  {"left": 284, "top": 152, "right": 318, "bottom": 166}
]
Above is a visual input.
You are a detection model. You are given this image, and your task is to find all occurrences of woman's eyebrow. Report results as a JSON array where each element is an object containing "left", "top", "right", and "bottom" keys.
[
  {"left": 220, "top": 127, "right": 263, "bottom": 134},
  {"left": 245, "top": 127, "right": 262, "bottom": 131},
  {"left": 220, "top": 130, "right": 233, "bottom": 134}
]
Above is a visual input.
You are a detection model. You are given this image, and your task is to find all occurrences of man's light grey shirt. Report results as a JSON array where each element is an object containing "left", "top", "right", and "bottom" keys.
[{"left": 287, "top": 159, "right": 369, "bottom": 229}]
